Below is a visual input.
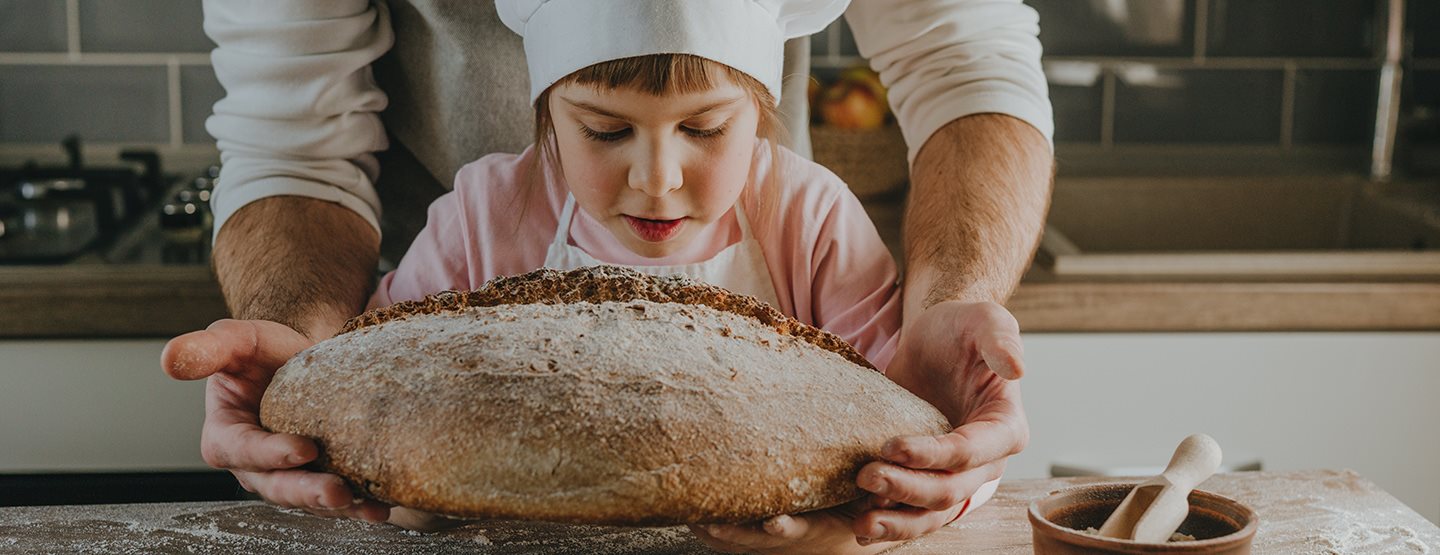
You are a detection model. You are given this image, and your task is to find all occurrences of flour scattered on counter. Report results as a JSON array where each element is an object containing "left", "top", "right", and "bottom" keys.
[{"left": 1316, "top": 524, "right": 1431, "bottom": 554}]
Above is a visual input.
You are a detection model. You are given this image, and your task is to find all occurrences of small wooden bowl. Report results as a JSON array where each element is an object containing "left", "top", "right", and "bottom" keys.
[{"left": 1028, "top": 483, "right": 1258, "bottom": 554}]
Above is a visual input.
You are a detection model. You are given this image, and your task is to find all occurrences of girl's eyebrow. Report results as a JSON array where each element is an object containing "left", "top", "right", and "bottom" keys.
[{"left": 559, "top": 96, "right": 745, "bottom": 121}]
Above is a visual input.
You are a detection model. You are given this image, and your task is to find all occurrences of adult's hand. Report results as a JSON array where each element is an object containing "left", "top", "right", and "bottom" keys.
[
  {"left": 689, "top": 300, "right": 1027, "bottom": 551},
  {"left": 688, "top": 497, "right": 900, "bottom": 555},
  {"left": 851, "top": 300, "right": 1029, "bottom": 544},
  {"left": 162, "top": 319, "right": 392, "bottom": 523}
]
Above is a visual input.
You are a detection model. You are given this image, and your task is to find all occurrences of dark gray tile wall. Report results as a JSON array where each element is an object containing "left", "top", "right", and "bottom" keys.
[
  {"left": 809, "top": 18, "right": 858, "bottom": 73},
  {"left": 1205, "top": 0, "right": 1379, "bottom": 58},
  {"left": 180, "top": 66, "right": 223, "bottom": 144},
  {"left": 810, "top": 0, "right": 1416, "bottom": 154},
  {"left": 1413, "top": 2, "right": 1440, "bottom": 58},
  {"left": 836, "top": 19, "right": 859, "bottom": 57},
  {"left": 1114, "top": 69, "right": 1284, "bottom": 144},
  {"left": 0, "top": 0, "right": 68, "bottom": 53},
  {"left": 1027, "top": 0, "right": 1196, "bottom": 57},
  {"left": 1403, "top": 3, "right": 1438, "bottom": 161},
  {"left": 1410, "top": 71, "right": 1440, "bottom": 147},
  {"left": 78, "top": 0, "right": 214, "bottom": 53},
  {"left": 1293, "top": 70, "right": 1377, "bottom": 145},
  {"left": 0, "top": 65, "right": 169, "bottom": 143},
  {"left": 0, "top": 1, "right": 214, "bottom": 146},
  {"left": 1049, "top": 80, "right": 1104, "bottom": 143},
  {"left": 0, "top": 1, "right": 1433, "bottom": 156}
]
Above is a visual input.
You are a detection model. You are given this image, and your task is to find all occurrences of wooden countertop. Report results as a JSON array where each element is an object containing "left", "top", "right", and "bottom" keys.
[
  {"left": 0, "top": 265, "right": 227, "bottom": 338},
  {"left": 1, "top": 470, "right": 1435, "bottom": 553},
  {"left": 4, "top": 186, "right": 1440, "bottom": 337},
  {"left": 3, "top": 261, "right": 1440, "bottom": 338}
]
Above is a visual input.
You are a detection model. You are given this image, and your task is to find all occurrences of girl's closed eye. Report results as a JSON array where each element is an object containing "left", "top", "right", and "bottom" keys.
[
  {"left": 682, "top": 122, "right": 728, "bottom": 139},
  {"left": 580, "top": 125, "right": 630, "bottom": 142},
  {"left": 578, "top": 121, "right": 730, "bottom": 143}
]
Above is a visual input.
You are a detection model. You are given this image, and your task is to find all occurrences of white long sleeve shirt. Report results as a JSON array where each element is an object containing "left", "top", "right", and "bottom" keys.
[{"left": 202, "top": 0, "right": 1052, "bottom": 240}]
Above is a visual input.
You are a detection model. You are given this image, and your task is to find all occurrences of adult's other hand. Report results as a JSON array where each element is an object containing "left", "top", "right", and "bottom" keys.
[
  {"left": 162, "top": 319, "right": 392, "bottom": 523},
  {"left": 852, "top": 300, "right": 1029, "bottom": 544}
]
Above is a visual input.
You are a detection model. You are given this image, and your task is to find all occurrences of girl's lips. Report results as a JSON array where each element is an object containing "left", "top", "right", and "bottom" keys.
[{"left": 624, "top": 215, "right": 685, "bottom": 242}]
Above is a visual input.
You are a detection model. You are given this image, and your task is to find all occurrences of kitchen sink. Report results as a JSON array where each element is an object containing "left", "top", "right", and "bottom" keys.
[{"left": 1037, "top": 176, "right": 1440, "bottom": 278}]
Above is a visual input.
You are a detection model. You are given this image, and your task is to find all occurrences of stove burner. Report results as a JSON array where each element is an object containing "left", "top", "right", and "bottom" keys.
[{"left": 0, "top": 135, "right": 167, "bottom": 264}]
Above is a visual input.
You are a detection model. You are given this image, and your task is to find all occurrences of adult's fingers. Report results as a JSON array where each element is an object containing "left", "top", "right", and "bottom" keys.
[
  {"left": 949, "top": 301, "right": 1024, "bottom": 381},
  {"left": 687, "top": 506, "right": 838, "bottom": 550},
  {"left": 852, "top": 502, "right": 961, "bottom": 544},
  {"left": 687, "top": 525, "right": 756, "bottom": 553},
  {"left": 200, "top": 415, "right": 316, "bottom": 471},
  {"left": 761, "top": 514, "right": 811, "bottom": 540},
  {"left": 234, "top": 468, "right": 390, "bottom": 523},
  {"left": 856, "top": 460, "right": 1005, "bottom": 512},
  {"left": 163, "top": 319, "right": 313, "bottom": 381},
  {"left": 977, "top": 328, "right": 1025, "bottom": 380},
  {"left": 198, "top": 367, "right": 318, "bottom": 472},
  {"left": 879, "top": 412, "right": 1026, "bottom": 472},
  {"left": 702, "top": 522, "right": 791, "bottom": 551},
  {"left": 387, "top": 507, "right": 472, "bottom": 531}
]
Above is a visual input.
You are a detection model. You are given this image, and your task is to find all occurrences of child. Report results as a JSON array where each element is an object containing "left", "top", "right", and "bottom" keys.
[
  {"left": 371, "top": 0, "right": 904, "bottom": 372},
  {"left": 369, "top": 0, "right": 988, "bottom": 552}
]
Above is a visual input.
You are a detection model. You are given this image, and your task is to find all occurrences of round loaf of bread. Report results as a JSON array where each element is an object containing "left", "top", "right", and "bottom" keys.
[{"left": 260, "top": 266, "right": 951, "bottom": 525}]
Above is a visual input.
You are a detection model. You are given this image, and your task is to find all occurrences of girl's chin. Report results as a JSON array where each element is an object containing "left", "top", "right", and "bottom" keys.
[{"left": 621, "top": 238, "right": 685, "bottom": 259}]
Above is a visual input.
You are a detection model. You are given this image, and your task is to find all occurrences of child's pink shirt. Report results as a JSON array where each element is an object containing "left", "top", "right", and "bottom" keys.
[{"left": 370, "top": 142, "right": 904, "bottom": 370}]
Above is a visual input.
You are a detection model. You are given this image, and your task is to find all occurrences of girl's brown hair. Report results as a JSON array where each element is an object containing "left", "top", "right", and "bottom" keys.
[{"left": 527, "top": 54, "right": 786, "bottom": 241}]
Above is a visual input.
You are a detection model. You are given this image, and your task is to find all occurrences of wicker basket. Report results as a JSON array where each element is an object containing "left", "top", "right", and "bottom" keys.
[{"left": 809, "top": 124, "right": 909, "bottom": 200}]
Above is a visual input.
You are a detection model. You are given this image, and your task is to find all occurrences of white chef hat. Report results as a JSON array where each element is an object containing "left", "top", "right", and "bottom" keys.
[{"left": 497, "top": 0, "right": 850, "bottom": 106}]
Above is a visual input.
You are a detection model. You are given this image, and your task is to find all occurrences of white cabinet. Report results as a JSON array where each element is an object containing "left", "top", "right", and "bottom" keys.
[
  {"left": 1010, "top": 332, "right": 1440, "bottom": 524},
  {"left": 0, "top": 340, "right": 207, "bottom": 472}
]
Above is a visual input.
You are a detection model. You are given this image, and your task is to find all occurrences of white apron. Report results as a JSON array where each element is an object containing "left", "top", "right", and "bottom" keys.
[{"left": 543, "top": 195, "right": 782, "bottom": 308}]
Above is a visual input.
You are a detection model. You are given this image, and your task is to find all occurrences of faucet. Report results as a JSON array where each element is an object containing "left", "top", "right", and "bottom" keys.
[{"left": 1372, "top": 0, "right": 1405, "bottom": 182}]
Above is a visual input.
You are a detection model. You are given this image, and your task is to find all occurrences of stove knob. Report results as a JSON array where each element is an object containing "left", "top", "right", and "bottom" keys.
[
  {"left": 160, "top": 199, "right": 205, "bottom": 242},
  {"left": 174, "top": 189, "right": 213, "bottom": 230}
]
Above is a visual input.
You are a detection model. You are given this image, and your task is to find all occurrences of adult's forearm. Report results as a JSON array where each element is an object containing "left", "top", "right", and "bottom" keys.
[
  {"left": 902, "top": 114, "right": 1053, "bottom": 315},
  {"left": 213, "top": 196, "right": 380, "bottom": 341}
]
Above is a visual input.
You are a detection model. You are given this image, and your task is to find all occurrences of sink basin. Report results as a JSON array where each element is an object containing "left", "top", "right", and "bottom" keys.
[{"left": 1038, "top": 176, "right": 1440, "bottom": 278}]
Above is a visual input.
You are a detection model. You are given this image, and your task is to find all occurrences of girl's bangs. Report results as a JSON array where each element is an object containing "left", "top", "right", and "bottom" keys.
[{"left": 567, "top": 54, "right": 742, "bottom": 98}]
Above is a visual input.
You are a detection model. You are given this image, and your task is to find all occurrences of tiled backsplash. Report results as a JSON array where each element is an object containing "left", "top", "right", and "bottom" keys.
[
  {"left": 1, "top": 0, "right": 1438, "bottom": 174},
  {"left": 0, "top": 0, "right": 216, "bottom": 148},
  {"left": 814, "top": 0, "right": 1440, "bottom": 175}
]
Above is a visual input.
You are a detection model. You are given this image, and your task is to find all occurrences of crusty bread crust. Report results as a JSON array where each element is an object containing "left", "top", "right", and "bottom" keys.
[
  {"left": 262, "top": 266, "right": 950, "bottom": 525},
  {"left": 342, "top": 266, "right": 873, "bottom": 369}
]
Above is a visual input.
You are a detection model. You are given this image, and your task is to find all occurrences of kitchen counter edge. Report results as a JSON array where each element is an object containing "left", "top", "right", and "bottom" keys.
[{"left": 3, "top": 265, "right": 1438, "bottom": 338}]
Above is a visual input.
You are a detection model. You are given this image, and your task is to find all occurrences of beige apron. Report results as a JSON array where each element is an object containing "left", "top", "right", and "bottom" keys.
[{"left": 542, "top": 195, "right": 782, "bottom": 308}]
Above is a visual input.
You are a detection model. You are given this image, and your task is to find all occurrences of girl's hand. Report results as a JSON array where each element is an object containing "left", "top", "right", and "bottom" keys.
[
  {"left": 852, "top": 300, "right": 1028, "bottom": 543},
  {"left": 687, "top": 497, "right": 922, "bottom": 555}
]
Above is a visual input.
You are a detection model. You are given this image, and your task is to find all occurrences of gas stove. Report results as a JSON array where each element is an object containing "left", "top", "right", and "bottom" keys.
[{"left": 0, "top": 136, "right": 213, "bottom": 265}]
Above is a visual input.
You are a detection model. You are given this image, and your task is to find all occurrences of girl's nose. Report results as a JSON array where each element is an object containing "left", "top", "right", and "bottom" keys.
[{"left": 629, "top": 139, "right": 683, "bottom": 197}]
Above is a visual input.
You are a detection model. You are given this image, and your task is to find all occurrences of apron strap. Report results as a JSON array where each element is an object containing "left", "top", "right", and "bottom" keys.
[
  {"left": 734, "top": 202, "right": 755, "bottom": 240},
  {"left": 551, "top": 194, "right": 578, "bottom": 250}
]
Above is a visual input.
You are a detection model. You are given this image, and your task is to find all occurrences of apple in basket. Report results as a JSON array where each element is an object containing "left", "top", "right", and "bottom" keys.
[{"left": 817, "top": 66, "right": 890, "bottom": 130}]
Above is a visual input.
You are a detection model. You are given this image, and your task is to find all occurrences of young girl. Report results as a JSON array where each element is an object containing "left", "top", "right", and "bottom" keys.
[
  {"left": 372, "top": 3, "right": 904, "bottom": 372},
  {"left": 369, "top": 0, "right": 984, "bottom": 551}
]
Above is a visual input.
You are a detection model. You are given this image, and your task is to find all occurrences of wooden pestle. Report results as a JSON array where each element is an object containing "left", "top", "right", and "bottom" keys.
[{"left": 1098, "top": 434, "right": 1223, "bottom": 542}]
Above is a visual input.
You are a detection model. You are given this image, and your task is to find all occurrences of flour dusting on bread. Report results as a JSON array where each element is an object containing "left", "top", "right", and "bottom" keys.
[{"left": 261, "top": 265, "right": 949, "bottom": 525}]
